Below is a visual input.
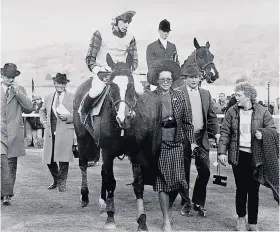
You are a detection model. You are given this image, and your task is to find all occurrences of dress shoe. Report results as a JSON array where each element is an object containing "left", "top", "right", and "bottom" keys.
[
  {"left": 48, "top": 183, "right": 57, "bottom": 189},
  {"left": 181, "top": 203, "right": 193, "bottom": 217},
  {"left": 194, "top": 204, "right": 207, "bottom": 217},
  {"left": 87, "top": 161, "right": 99, "bottom": 167},
  {"left": 2, "top": 196, "right": 11, "bottom": 205},
  {"left": 248, "top": 224, "right": 259, "bottom": 231},
  {"left": 57, "top": 186, "right": 66, "bottom": 192},
  {"left": 236, "top": 217, "right": 247, "bottom": 231}
]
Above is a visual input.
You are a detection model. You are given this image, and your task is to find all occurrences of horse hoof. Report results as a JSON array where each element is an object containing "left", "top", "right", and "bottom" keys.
[
  {"left": 80, "top": 195, "right": 89, "bottom": 208},
  {"left": 137, "top": 214, "right": 148, "bottom": 231},
  {"left": 98, "top": 197, "right": 107, "bottom": 214},
  {"left": 104, "top": 217, "right": 116, "bottom": 230}
]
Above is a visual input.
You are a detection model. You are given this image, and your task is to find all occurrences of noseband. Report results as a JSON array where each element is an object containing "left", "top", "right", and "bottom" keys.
[{"left": 107, "top": 84, "right": 137, "bottom": 130}]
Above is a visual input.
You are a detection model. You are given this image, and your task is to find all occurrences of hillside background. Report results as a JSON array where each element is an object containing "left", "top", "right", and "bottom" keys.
[{"left": 1, "top": 0, "right": 279, "bottom": 99}]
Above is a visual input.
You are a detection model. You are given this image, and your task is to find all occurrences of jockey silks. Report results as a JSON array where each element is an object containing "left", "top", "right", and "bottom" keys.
[{"left": 95, "top": 27, "right": 134, "bottom": 71}]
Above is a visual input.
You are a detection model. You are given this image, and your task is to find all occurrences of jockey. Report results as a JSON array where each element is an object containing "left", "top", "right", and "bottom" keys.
[
  {"left": 80, "top": 10, "right": 138, "bottom": 120},
  {"left": 86, "top": 10, "right": 138, "bottom": 74}
]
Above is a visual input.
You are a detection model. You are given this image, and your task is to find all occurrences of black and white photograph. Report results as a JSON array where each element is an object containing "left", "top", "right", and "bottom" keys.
[{"left": 1, "top": 0, "right": 279, "bottom": 231}]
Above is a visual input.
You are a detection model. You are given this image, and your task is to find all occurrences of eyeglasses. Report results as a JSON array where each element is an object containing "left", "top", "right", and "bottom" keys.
[{"left": 158, "top": 78, "right": 173, "bottom": 83}]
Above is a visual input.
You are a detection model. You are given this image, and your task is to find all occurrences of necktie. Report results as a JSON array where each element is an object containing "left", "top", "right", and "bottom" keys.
[
  {"left": 6, "top": 87, "right": 10, "bottom": 98},
  {"left": 55, "top": 93, "right": 61, "bottom": 109}
]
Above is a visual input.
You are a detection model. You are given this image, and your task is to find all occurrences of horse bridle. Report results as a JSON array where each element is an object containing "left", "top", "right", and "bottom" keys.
[
  {"left": 107, "top": 84, "right": 137, "bottom": 129},
  {"left": 193, "top": 49, "right": 215, "bottom": 82}
]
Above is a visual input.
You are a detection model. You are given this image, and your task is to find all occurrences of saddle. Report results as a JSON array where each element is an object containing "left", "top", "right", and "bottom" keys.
[{"left": 78, "top": 86, "right": 109, "bottom": 144}]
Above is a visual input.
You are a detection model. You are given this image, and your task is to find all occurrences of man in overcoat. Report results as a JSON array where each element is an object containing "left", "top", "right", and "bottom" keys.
[
  {"left": 1, "top": 63, "right": 33, "bottom": 204},
  {"left": 176, "top": 64, "right": 220, "bottom": 217},
  {"left": 39, "top": 73, "right": 74, "bottom": 192}
]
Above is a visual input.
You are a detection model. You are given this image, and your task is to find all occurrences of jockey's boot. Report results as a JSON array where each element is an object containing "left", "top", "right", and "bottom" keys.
[{"left": 79, "top": 93, "right": 94, "bottom": 125}]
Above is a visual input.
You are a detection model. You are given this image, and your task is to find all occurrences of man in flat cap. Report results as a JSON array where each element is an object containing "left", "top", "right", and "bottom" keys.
[
  {"left": 173, "top": 64, "right": 219, "bottom": 217},
  {"left": 1, "top": 63, "right": 33, "bottom": 205},
  {"left": 146, "top": 19, "right": 179, "bottom": 69},
  {"left": 86, "top": 10, "right": 138, "bottom": 75},
  {"left": 39, "top": 73, "right": 75, "bottom": 192}
]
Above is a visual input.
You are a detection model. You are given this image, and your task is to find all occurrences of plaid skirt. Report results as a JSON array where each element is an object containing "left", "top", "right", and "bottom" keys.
[{"left": 153, "top": 141, "right": 188, "bottom": 192}]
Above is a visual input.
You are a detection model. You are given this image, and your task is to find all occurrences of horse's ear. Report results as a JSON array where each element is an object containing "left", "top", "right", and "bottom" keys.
[
  {"left": 194, "top": 38, "right": 200, "bottom": 49},
  {"left": 126, "top": 53, "right": 133, "bottom": 69},
  {"left": 106, "top": 53, "right": 115, "bottom": 69},
  {"left": 206, "top": 41, "right": 210, "bottom": 49}
]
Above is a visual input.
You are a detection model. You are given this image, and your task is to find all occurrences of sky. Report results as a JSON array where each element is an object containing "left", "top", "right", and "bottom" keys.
[{"left": 1, "top": 0, "right": 279, "bottom": 51}]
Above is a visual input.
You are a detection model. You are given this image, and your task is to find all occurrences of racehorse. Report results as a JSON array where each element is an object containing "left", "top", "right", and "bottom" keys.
[
  {"left": 172, "top": 38, "right": 219, "bottom": 88},
  {"left": 73, "top": 53, "right": 153, "bottom": 231},
  {"left": 73, "top": 37, "right": 219, "bottom": 231}
]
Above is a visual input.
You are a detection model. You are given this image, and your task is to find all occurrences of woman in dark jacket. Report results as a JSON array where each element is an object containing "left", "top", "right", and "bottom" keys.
[
  {"left": 218, "top": 82, "right": 276, "bottom": 231},
  {"left": 147, "top": 60, "right": 196, "bottom": 232}
]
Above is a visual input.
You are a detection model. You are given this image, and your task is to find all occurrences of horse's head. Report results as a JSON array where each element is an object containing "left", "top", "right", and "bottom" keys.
[
  {"left": 193, "top": 38, "right": 219, "bottom": 83},
  {"left": 106, "top": 53, "right": 138, "bottom": 130}
]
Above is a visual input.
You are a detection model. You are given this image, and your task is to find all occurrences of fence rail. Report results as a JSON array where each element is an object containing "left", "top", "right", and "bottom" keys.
[{"left": 22, "top": 113, "right": 280, "bottom": 119}]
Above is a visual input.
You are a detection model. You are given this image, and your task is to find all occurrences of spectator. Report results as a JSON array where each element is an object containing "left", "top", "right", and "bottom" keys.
[
  {"left": 1, "top": 63, "right": 33, "bottom": 205},
  {"left": 218, "top": 82, "right": 278, "bottom": 231},
  {"left": 213, "top": 93, "right": 227, "bottom": 114},
  {"left": 264, "top": 100, "right": 274, "bottom": 115},
  {"left": 258, "top": 101, "right": 264, "bottom": 107},
  {"left": 224, "top": 78, "right": 250, "bottom": 113},
  {"left": 25, "top": 96, "right": 44, "bottom": 148},
  {"left": 273, "top": 97, "right": 280, "bottom": 115},
  {"left": 147, "top": 59, "right": 196, "bottom": 232},
  {"left": 39, "top": 73, "right": 75, "bottom": 192}
]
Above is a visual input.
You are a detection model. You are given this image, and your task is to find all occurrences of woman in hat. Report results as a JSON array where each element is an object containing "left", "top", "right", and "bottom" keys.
[{"left": 147, "top": 60, "right": 196, "bottom": 232}]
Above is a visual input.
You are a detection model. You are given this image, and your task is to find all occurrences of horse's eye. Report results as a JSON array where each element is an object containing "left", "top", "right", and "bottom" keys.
[{"left": 199, "top": 55, "right": 203, "bottom": 59}]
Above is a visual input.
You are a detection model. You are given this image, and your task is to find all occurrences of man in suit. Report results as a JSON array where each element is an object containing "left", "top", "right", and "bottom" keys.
[
  {"left": 1, "top": 63, "right": 33, "bottom": 205},
  {"left": 176, "top": 64, "right": 220, "bottom": 217},
  {"left": 39, "top": 73, "right": 75, "bottom": 192}
]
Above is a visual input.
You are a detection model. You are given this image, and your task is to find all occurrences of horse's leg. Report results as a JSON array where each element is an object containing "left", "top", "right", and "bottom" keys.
[
  {"left": 99, "top": 162, "right": 107, "bottom": 214},
  {"left": 79, "top": 158, "right": 89, "bottom": 207},
  {"left": 102, "top": 148, "right": 117, "bottom": 229},
  {"left": 77, "top": 136, "right": 89, "bottom": 207},
  {"left": 132, "top": 163, "right": 148, "bottom": 231}
]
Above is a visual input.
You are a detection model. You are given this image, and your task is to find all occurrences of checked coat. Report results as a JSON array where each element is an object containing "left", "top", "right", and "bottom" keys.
[{"left": 152, "top": 87, "right": 195, "bottom": 191}]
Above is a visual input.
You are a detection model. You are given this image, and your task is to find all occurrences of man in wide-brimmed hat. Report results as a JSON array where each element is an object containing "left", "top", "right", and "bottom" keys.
[
  {"left": 173, "top": 64, "right": 219, "bottom": 218},
  {"left": 146, "top": 19, "right": 179, "bottom": 70},
  {"left": 86, "top": 10, "right": 138, "bottom": 75},
  {"left": 145, "top": 59, "right": 196, "bottom": 231},
  {"left": 1, "top": 63, "right": 33, "bottom": 205},
  {"left": 39, "top": 73, "right": 75, "bottom": 192}
]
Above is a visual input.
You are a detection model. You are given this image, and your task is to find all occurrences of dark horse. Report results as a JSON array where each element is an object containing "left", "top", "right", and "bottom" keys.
[
  {"left": 172, "top": 38, "right": 219, "bottom": 88},
  {"left": 73, "top": 53, "right": 153, "bottom": 231},
  {"left": 73, "top": 38, "right": 219, "bottom": 231}
]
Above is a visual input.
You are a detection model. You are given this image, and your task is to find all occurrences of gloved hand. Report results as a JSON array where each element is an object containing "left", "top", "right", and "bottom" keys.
[{"left": 92, "top": 66, "right": 109, "bottom": 75}]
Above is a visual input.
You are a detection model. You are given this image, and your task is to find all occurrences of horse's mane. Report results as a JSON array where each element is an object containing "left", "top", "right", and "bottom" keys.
[{"left": 181, "top": 51, "right": 196, "bottom": 68}]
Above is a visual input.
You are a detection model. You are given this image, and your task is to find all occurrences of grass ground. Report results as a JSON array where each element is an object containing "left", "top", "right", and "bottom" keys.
[{"left": 1, "top": 149, "right": 279, "bottom": 232}]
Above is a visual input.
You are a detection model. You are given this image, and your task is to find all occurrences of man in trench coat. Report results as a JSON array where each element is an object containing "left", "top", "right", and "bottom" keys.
[
  {"left": 1, "top": 63, "right": 33, "bottom": 205},
  {"left": 39, "top": 73, "right": 74, "bottom": 192}
]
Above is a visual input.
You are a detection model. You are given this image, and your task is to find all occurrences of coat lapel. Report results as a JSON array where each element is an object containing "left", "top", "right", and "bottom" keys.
[
  {"left": 6, "top": 88, "right": 15, "bottom": 104},
  {"left": 198, "top": 88, "right": 207, "bottom": 120},
  {"left": 182, "top": 85, "right": 192, "bottom": 119},
  {"left": 170, "top": 89, "right": 181, "bottom": 128},
  {"left": 48, "top": 92, "right": 56, "bottom": 116}
]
